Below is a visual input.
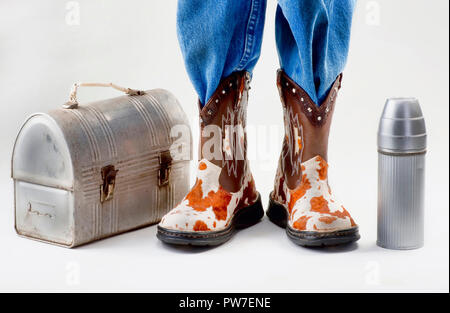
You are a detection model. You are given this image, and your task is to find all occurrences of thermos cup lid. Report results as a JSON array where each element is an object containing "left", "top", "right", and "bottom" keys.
[{"left": 377, "top": 98, "right": 427, "bottom": 153}]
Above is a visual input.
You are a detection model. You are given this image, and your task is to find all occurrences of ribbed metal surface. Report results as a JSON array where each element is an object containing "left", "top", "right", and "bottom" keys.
[
  {"left": 12, "top": 89, "right": 192, "bottom": 247},
  {"left": 377, "top": 152, "right": 425, "bottom": 249}
]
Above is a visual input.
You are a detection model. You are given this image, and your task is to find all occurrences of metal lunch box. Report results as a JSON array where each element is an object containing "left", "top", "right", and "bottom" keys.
[{"left": 12, "top": 82, "right": 192, "bottom": 247}]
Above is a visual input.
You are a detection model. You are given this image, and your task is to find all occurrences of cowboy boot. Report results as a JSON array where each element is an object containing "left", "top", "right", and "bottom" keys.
[
  {"left": 267, "top": 70, "right": 360, "bottom": 247},
  {"left": 157, "top": 71, "right": 263, "bottom": 246}
]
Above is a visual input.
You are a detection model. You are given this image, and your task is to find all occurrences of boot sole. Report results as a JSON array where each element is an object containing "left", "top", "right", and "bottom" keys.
[
  {"left": 266, "top": 194, "right": 360, "bottom": 247},
  {"left": 157, "top": 193, "right": 264, "bottom": 246}
]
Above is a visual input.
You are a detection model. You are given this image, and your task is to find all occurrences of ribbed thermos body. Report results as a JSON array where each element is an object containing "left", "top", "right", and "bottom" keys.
[
  {"left": 377, "top": 153, "right": 425, "bottom": 249},
  {"left": 377, "top": 98, "right": 427, "bottom": 250}
]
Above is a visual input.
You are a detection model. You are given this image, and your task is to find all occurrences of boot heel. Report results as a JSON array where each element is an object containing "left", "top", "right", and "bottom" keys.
[
  {"left": 234, "top": 194, "right": 264, "bottom": 229},
  {"left": 266, "top": 195, "right": 288, "bottom": 229}
]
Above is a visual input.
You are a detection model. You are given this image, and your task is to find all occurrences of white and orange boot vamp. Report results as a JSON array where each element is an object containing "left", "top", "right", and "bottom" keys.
[
  {"left": 159, "top": 159, "right": 258, "bottom": 231},
  {"left": 158, "top": 159, "right": 262, "bottom": 246},
  {"left": 269, "top": 155, "right": 360, "bottom": 246},
  {"left": 287, "top": 156, "right": 356, "bottom": 232}
]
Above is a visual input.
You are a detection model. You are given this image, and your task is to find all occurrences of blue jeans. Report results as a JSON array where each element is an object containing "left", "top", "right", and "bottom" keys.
[{"left": 177, "top": 0, "right": 356, "bottom": 106}]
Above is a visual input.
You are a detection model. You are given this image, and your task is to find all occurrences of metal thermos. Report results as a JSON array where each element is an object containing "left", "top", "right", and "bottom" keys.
[{"left": 377, "top": 98, "right": 427, "bottom": 250}]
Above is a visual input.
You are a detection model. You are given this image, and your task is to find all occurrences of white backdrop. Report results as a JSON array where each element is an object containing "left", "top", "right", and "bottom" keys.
[{"left": 0, "top": 0, "right": 448, "bottom": 292}]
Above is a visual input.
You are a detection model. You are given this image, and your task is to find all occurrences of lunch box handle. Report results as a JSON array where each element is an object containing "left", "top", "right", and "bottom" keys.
[{"left": 63, "top": 82, "right": 145, "bottom": 109}]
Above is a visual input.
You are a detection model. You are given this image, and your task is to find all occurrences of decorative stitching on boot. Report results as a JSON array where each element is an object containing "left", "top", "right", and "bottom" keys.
[
  {"left": 277, "top": 70, "right": 342, "bottom": 127},
  {"left": 200, "top": 71, "right": 251, "bottom": 126}
]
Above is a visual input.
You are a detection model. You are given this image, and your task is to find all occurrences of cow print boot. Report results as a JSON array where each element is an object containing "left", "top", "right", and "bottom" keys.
[
  {"left": 157, "top": 71, "right": 263, "bottom": 246},
  {"left": 267, "top": 70, "right": 360, "bottom": 247}
]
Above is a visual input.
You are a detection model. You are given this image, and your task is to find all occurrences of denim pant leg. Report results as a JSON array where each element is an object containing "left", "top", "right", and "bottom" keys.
[
  {"left": 177, "top": 0, "right": 267, "bottom": 106},
  {"left": 276, "top": 0, "right": 356, "bottom": 105}
]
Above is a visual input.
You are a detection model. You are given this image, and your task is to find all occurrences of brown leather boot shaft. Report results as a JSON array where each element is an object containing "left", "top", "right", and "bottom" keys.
[
  {"left": 199, "top": 71, "right": 252, "bottom": 193},
  {"left": 277, "top": 69, "right": 342, "bottom": 190}
]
